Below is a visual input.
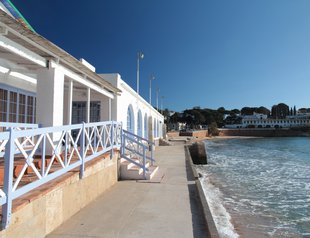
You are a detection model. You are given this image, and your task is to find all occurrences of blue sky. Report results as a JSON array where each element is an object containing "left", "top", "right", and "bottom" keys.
[{"left": 11, "top": 0, "right": 310, "bottom": 112}]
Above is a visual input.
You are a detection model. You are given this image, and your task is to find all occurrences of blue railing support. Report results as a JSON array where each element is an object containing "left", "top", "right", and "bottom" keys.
[
  {"left": 41, "top": 134, "right": 46, "bottom": 177},
  {"left": 110, "top": 122, "right": 114, "bottom": 160},
  {"left": 143, "top": 146, "right": 146, "bottom": 179},
  {"left": 150, "top": 144, "right": 154, "bottom": 166},
  {"left": 121, "top": 129, "right": 155, "bottom": 179},
  {"left": 79, "top": 122, "right": 86, "bottom": 179},
  {"left": 2, "top": 128, "right": 15, "bottom": 229}
]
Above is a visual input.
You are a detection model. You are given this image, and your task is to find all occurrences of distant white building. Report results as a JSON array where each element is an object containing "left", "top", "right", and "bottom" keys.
[
  {"left": 225, "top": 112, "right": 310, "bottom": 129},
  {"left": 167, "top": 122, "right": 186, "bottom": 131},
  {"left": 242, "top": 113, "right": 268, "bottom": 120}
]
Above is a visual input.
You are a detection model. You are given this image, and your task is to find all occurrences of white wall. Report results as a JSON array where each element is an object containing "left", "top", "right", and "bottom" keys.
[{"left": 100, "top": 73, "right": 164, "bottom": 140}]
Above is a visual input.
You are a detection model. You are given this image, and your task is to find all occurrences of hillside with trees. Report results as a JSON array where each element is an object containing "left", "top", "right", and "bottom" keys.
[{"left": 164, "top": 102, "right": 303, "bottom": 131}]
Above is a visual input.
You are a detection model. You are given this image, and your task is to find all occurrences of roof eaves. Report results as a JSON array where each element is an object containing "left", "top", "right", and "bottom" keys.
[{"left": 0, "top": 10, "right": 121, "bottom": 94}]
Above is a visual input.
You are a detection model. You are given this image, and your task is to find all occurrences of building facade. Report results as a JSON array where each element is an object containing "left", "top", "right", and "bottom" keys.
[
  {"left": 0, "top": 9, "right": 164, "bottom": 140},
  {"left": 225, "top": 113, "right": 310, "bottom": 129},
  {"left": 101, "top": 74, "right": 164, "bottom": 143}
]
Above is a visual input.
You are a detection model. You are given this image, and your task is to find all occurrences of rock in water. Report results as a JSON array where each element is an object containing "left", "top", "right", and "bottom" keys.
[{"left": 189, "top": 141, "right": 208, "bottom": 164}]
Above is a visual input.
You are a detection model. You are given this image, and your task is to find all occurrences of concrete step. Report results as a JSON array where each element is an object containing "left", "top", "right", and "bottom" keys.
[
  {"left": 120, "top": 156, "right": 159, "bottom": 180},
  {"left": 120, "top": 160, "right": 150, "bottom": 177},
  {"left": 147, "top": 165, "right": 159, "bottom": 180}
]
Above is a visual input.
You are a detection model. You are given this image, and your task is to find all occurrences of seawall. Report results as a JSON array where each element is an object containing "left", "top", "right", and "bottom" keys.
[
  {"left": 186, "top": 143, "right": 220, "bottom": 238},
  {"left": 179, "top": 130, "right": 209, "bottom": 139},
  {"left": 219, "top": 128, "right": 310, "bottom": 137}
]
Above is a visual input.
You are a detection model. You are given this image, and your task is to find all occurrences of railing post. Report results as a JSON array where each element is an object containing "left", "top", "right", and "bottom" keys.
[
  {"left": 143, "top": 146, "right": 146, "bottom": 180},
  {"left": 93, "top": 125, "right": 97, "bottom": 150},
  {"left": 79, "top": 122, "right": 86, "bottom": 179},
  {"left": 110, "top": 122, "right": 114, "bottom": 160},
  {"left": 121, "top": 129, "right": 125, "bottom": 156},
  {"left": 150, "top": 143, "right": 154, "bottom": 166},
  {"left": 41, "top": 134, "right": 46, "bottom": 177},
  {"left": 64, "top": 131, "right": 68, "bottom": 166},
  {"left": 2, "top": 128, "right": 15, "bottom": 229}
]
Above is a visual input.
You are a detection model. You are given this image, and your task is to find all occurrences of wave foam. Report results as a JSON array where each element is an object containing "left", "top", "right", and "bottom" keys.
[{"left": 200, "top": 175, "right": 239, "bottom": 238}]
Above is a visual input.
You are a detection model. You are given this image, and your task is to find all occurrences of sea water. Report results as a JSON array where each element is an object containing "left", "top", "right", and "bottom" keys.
[{"left": 197, "top": 138, "right": 310, "bottom": 238}]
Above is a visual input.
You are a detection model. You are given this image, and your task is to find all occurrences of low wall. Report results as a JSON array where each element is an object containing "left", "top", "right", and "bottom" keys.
[
  {"left": 184, "top": 145, "right": 219, "bottom": 238},
  {"left": 166, "top": 131, "right": 179, "bottom": 138},
  {"left": 0, "top": 152, "right": 119, "bottom": 238},
  {"left": 179, "top": 130, "right": 209, "bottom": 138},
  {"left": 219, "top": 128, "right": 310, "bottom": 137}
]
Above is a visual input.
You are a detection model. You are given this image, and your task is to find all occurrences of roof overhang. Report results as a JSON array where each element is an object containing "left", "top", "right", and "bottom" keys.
[{"left": 0, "top": 10, "right": 121, "bottom": 96}]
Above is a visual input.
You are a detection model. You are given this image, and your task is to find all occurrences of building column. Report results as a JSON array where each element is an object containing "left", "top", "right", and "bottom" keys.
[
  {"left": 109, "top": 98, "right": 112, "bottom": 121},
  {"left": 86, "top": 87, "right": 90, "bottom": 123},
  {"left": 36, "top": 66, "right": 64, "bottom": 154},
  {"left": 37, "top": 67, "right": 64, "bottom": 128},
  {"left": 67, "top": 80, "right": 73, "bottom": 125}
]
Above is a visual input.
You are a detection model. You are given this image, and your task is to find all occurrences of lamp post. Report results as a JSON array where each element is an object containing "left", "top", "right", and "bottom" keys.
[
  {"left": 161, "top": 96, "right": 165, "bottom": 112},
  {"left": 149, "top": 74, "right": 155, "bottom": 105},
  {"left": 156, "top": 88, "right": 160, "bottom": 110},
  {"left": 136, "top": 51, "right": 144, "bottom": 94}
]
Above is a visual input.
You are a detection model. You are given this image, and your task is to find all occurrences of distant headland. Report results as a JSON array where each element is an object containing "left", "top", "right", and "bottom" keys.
[{"left": 163, "top": 102, "right": 310, "bottom": 136}]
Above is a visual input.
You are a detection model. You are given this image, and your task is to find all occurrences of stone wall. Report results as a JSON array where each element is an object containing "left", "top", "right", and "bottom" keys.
[
  {"left": 179, "top": 130, "right": 209, "bottom": 138},
  {"left": 0, "top": 152, "right": 119, "bottom": 238},
  {"left": 219, "top": 128, "right": 310, "bottom": 137}
]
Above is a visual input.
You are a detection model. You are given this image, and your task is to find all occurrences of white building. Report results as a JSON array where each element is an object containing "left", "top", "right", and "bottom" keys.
[
  {"left": 225, "top": 112, "right": 310, "bottom": 129},
  {"left": 0, "top": 3, "right": 164, "bottom": 230},
  {"left": 100, "top": 74, "right": 164, "bottom": 143},
  {"left": 0, "top": 8, "right": 164, "bottom": 140}
]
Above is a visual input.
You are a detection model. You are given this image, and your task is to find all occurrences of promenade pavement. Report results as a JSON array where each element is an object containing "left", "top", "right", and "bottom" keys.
[{"left": 46, "top": 145, "right": 209, "bottom": 238}]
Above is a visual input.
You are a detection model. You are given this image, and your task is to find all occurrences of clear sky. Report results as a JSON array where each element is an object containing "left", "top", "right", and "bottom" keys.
[{"left": 11, "top": 0, "right": 310, "bottom": 112}]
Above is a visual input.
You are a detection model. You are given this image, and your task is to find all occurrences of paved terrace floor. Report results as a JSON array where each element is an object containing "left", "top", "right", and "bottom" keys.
[{"left": 46, "top": 145, "right": 209, "bottom": 238}]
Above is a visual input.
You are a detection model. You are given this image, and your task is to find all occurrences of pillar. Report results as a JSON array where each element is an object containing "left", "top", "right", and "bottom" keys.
[
  {"left": 86, "top": 87, "right": 90, "bottom": 123},
  {"left": 36, "top": 67, "right": 64, "bottom": 154},
  {"left": 67, "top": 80, "right": 73, "bottom": 125}
]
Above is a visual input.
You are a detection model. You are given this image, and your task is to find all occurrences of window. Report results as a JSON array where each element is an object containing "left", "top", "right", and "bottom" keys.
[
  {"left": 9, "top": 92, "right": 17, "bottom": 122},
  {"left": 72, "top": 101, "right": 100, "bottom": 124},
  {"left": 144, "top": 113, "right": 148, "bottom": 139},
  {"left": 0, "top": 88, "right": 8, "bottom": 122},
  {"left": 157, "top": 120, "right": 160, "bottom": 137},
  {"left": 137, "top": 110, "right": 142, "bottom": 137},
  {"left": 0, "top": 85, "right": 36, "bottom": 123},
  {"left": 127, "top": 105, "right": 134, "bottom": 133},
  {"left": 19, "top": 94, "right": 26, "bottom": 122},
  {"left": 90, "top": 102, "right": 100, "bottom": 122},
  {"left": 154, "top": 118, "right": 157, "bottom": 137},
  {"left": 27, "top": 96, "right": 34, "bottom": 123}
]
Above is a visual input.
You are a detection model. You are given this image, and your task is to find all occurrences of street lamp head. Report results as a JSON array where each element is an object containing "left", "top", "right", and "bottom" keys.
[{"left": 138, "top": 52, "right": 144, "bottom": 59}]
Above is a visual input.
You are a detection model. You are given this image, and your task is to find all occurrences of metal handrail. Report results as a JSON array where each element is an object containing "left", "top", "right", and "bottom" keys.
[
  {"left": 0, "top": 122, "right": 39, "bottom": 130},
  {"left": 0, "top": 121, "right": 122, "bottom": 229},
  {"left": 121, "top": 129, "right": 155, "bottom": 179}
]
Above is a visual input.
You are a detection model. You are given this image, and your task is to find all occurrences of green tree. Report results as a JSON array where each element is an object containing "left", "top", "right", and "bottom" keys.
[
  {"left": 208, "top": 122, "right": 219, "bottom": 136},
  {"left": 271, "top": 103, "right": 289, "bottom": 119}
]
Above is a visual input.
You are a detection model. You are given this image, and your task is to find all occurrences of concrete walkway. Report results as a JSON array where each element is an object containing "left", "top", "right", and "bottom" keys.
[{"left": 46, "top": 145, "right": 209, "bottom": 238}]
